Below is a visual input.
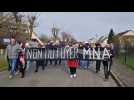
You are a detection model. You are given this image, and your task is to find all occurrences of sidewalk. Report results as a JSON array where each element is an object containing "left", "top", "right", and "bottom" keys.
[{"left": 112, "top": 59, "right": 134, "bottom": 87}]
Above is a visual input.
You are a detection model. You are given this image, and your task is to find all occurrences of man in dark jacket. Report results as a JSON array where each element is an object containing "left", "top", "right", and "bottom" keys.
[
  {"left": 54, "top": 42, "right": 63, "bottom": 66},
  {"left": 95, "top": 43, "right": 102, "bottom": 73},
  {"left": 45, "top": 41, "right": 53, "bottom": 66},
  {"left": 35, "top": 43, "right": 46, "bottom": 73},
  {"left": 102, "top": 44, "right": 113, "bottom": 80}
]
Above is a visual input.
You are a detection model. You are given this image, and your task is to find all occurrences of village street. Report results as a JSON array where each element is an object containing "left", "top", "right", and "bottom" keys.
[
  {"left": 1, "top": 12, "right": 134, "bottom": 87},
  {"left": 0, "top": 61, "right": 117, "bottom": 87}
]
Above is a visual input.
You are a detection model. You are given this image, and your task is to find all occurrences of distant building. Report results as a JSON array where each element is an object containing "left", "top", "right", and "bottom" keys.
[
  {"left": 115, "top": 30, "right": 134, "bottom": 48},
  {"left": 31, "top": 33, "right": 44, "bottom": 46},
  {"left": 101, "top": 37, "right": 108, "bottom": 47}
]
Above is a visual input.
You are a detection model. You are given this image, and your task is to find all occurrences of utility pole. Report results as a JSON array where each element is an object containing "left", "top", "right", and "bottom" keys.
[{"left": 52, "top": 24, "right": 59, "bottom": 41}]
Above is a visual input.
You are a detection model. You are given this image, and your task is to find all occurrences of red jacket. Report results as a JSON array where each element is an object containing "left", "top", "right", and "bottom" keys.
[{"left": 67, "top": 59, "right": 78, "bottom": 68}]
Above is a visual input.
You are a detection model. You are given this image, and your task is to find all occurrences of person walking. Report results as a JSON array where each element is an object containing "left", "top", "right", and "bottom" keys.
[
  {"left": 35, "top": 45, "right": 45, "bottom": 73},
  {"left": 5, "top": 37, "right": 21, "bottom": 79},
  {"left": 84, "top": 42, "right": 90, "bottom": 69},
  {"left": 103, "top": 43, "right": 114, "bottom": 80},
  {"left": 78, "top": 43, "right": 85, "bottom": 69},
  {"left": 67, "top": 44, "right": 78, "bottom": 78},
  {"left": 109, "top": 43, "right": 114, "bottom": 71},
  {"left": 18, "top": 42, "right": 26, "bottom": 78},
  {"left": 102, "top": 44, "right": 112, "bottom": 80},
  {"left": 95, "top": 43, "right": 102, "bottom": 73},
  {"left": 45, "top": 41, "right": 53, "bottom": 65}
]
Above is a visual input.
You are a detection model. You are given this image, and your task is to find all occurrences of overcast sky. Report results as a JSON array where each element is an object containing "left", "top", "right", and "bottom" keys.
[{"left": 32, "top": 12, "right": 134, "bottom": 41}]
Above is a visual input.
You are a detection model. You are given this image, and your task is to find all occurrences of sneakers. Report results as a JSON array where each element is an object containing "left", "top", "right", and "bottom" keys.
[
  {"left": 9, "top": 75, "right": 13, "bottom": 79},
  {"left": 73, "top": 74, "right": 77, "bottom": 78},
  {"left": 70, "top": 74, "right": 77, "bottom": 78},
  {"left": 15, "top": 71, "right": 19, "bottom": 75},
  {"left": 70, "top": 75, "right": 73, "bottom": 78},
  {"left": 35, "top": 70, "right": 38, "bottom": 73}
]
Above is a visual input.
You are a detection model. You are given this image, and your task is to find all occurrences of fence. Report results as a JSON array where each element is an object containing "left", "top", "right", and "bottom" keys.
[{"left": 115, "top": 44, "right": 134, "bottom": 69}]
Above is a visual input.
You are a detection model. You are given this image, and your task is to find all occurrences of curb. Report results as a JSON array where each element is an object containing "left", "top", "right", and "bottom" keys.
[{"left": 110, "top": 71, "right": 127, "bottom": 87}]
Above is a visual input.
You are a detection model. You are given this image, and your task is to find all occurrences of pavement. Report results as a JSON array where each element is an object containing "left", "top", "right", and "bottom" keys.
[
  {"left": 112, "top": 59, "right": 134, "bottom": 87},
  {"left": 0, "top": 61, "right": 117, "bottom": 87}
]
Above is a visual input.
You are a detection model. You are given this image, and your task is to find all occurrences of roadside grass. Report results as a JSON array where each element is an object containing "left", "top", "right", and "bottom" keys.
[
  {"left": 0, "top": 55, "right": 8, "bottom": 71},
  {"left": 116, "top": 54, "right": 134, "bottom": 71}
]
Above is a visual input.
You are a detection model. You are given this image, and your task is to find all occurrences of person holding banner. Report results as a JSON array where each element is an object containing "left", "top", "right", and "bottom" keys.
[
  {"left": 102, "top": 44, "right": 112, "bottom": 80},
  {"left": 84, "top": 42, "right": 90, "bottom": 69},
  {"left": 95, "top": 43, "right": 102, "bottom": 73},
  {"left": 35, "top": 42, "right": 45, "bottom": 73},
  {"left": 78, "top": 43, "right": 84, "bottom": 69},
  {"left": 53, "top": 41, "right": 61, "bottom": 66},
  {"left": 45, "top": 41, "right": 53, "bottom": 66}
]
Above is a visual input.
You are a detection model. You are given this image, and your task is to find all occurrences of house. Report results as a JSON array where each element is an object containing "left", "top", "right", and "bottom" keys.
[
  {"left": 101, "top": 37, "right": 108, "bottom": 47},
  {"left": 115, "top": 30, "right": 134, "bottom": 48}
]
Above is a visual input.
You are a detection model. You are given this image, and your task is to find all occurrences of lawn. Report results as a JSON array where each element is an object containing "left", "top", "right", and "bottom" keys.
[
  {"left": 116, "top": 54, "right": 134, "bottom": 70},
  {"left": 0, "top": 55, "right": 8, "bottom": 71}
]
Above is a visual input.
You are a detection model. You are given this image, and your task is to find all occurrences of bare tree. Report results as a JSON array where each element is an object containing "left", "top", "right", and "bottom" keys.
[
  {"left": 12, "top": 12, "right": 23, "bottom": 34},
  {"left": 0, "top": 12, "right": 30, "bottom": 42},
  {"left": 0, "top": 12, "right": 6, "bottom": 31},
  {"left": 61, "top": 32, "right": 70, "bottom": 42},
  {"left": 0, "top": 12, "right": 14, "bottom": 35},
  {"left": 0, "top": 12, "right": 10, "bottom": 31},
  {"left": 61, "top": 32, "right": 77, "bottom": 43},
  {"left": 27, "top": 12, "right": 38, "bottom": 40}
]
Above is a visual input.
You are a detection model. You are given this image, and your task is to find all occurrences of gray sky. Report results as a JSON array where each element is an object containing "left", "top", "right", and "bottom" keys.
[{"left": 33, "top": 12, "right": 134, "bottom": 41}]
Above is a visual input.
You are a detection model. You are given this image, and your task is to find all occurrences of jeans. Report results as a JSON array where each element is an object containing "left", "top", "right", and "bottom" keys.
[
  {"left": 79, "top": 60, "right": 88, "bottom": 68},
  {"left": 9, "top": 59, "right": 17, "bottom": 76}
]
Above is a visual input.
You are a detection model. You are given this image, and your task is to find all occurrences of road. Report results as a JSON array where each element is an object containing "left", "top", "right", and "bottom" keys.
[{"left": 0, "top": 61, "right": 117, "bottom": 87}]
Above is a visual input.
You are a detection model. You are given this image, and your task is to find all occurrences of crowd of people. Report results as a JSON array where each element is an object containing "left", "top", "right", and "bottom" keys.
[{"left": 5, "top": 37, "right": 114, "bottom": 80}]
